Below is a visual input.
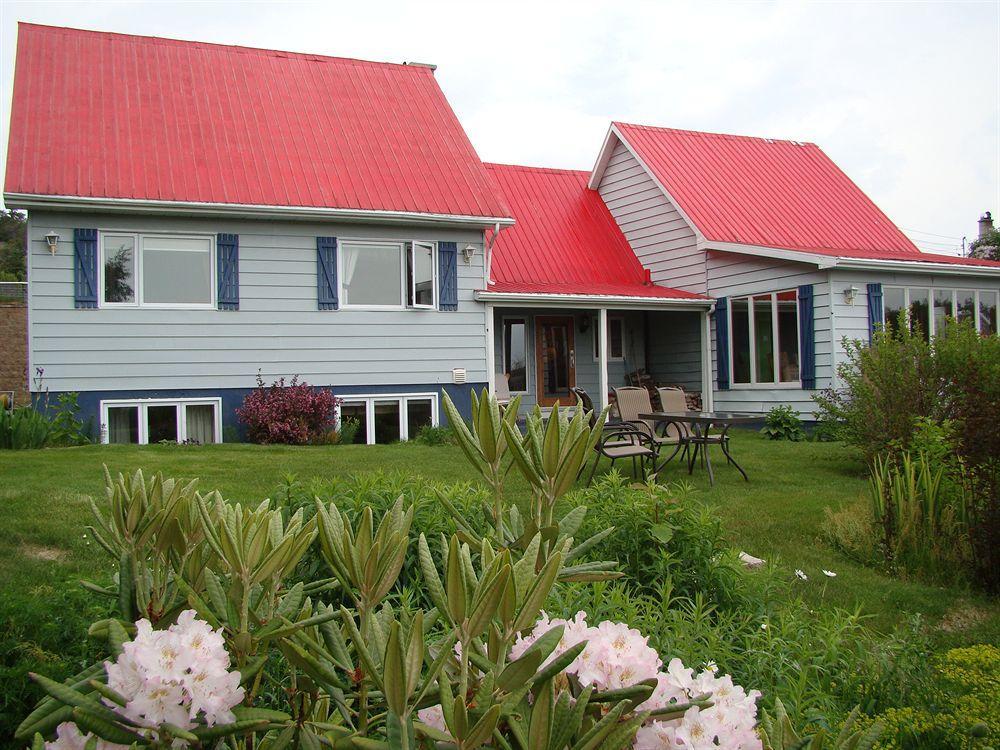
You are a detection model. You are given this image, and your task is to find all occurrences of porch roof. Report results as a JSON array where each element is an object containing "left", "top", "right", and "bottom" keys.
[{"left": 483, "top": 163, "right": 709, "bottom": 303}]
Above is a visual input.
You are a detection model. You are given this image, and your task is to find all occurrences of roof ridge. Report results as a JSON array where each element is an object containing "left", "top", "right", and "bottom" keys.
[
  {"left": 614, "top": 121, "right": 817, "bottom": 148},
  {"left": 484, "top": 162, "right": 589, "bottom": 177},
  {"left": 17, "top": 22, "right": 429, "bottom": 72}
]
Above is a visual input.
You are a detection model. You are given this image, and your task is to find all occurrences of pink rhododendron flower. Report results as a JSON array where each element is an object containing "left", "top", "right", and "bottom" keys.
[
  {"left": 44, "top": 722, "right": 128, "bottom": 750},
  {"left": 417, "top": 705, "right": 451, "bottom": 737}
]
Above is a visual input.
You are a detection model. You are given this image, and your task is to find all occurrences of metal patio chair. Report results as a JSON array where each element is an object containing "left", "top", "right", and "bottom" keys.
[
  {"left": 613, "top": 386, "right": 687, "bottom": 465},
  {"left": 572, "top": 387, "right": 655, "bottom": 485}
]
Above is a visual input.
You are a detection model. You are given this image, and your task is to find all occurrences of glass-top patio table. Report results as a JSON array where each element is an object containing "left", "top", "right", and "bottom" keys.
[{"left": 638, "top": 411, "right": 759, "bottom": 485}]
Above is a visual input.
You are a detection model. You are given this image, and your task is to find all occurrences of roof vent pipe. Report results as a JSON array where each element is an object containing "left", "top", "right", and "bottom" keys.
[{"left": 979, "top": 211, "right": 994, "bottom": 240}]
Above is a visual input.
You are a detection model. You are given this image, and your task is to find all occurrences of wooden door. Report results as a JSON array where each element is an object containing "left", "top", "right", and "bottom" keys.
[{"left": 534, "top": 316, "right": 576, "bottom": 407}]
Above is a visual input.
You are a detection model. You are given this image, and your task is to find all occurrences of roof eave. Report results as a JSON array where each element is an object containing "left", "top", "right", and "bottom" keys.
[
  {"left": 4, "top": 192, "right": 516, "bottom": 229},
  {"left": 475, "top": 290, "right": 712, "bottom": 309}
]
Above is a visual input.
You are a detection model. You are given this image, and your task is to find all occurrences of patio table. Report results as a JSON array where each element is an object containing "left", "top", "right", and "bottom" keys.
[{"left": 639, "top": 411, "right": 759, "bottom": 485}]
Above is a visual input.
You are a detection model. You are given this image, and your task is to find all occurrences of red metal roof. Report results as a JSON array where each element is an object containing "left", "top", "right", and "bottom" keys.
[
  {"left": 484, "top": 163, "right": 707, "bottom": 300},
  {"left": 4, "top": 24, "right": 511, "bottom": 220},
  {"left": 613, "top": 123, "right": 924, "bottom": 256}
]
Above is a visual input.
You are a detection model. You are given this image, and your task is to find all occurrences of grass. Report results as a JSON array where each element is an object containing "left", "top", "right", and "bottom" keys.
[{"left": 0, "top": 432, "right": 997, "bottom": 735}]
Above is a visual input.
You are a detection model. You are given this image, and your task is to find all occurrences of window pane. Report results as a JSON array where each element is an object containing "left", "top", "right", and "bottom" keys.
[
  {"left": 933, "top": 289, "right": 954, "bottom": 334},
  {"left": 340, "top": 403, "right": 368, "bottom": 444},
  {"left": 753, "top": 295, "right": 775, "bottom": 383},
  {"left": 407, "top": 243, "right": 435, "bottom": 307},
  {"left": 406, "top": 399, "right": 433, "bottom": 439},
  {"left": 142, "top": 236, "right": 212, "bottom": 304},
  {"left": 147, "top": 405, "right": 178, "bottom": 443},
  {"left": 909, "top": 289, "right": 930, "bottom": 341},
  {"left": 981, "top": 290, "right": 998, "bottom": 335},
  {"left": 883, "top": 287, "right": 905, "bottom": 333},
  {"left": 374, "top": 400, "right": 401, "bottom": 443},
  {"left": 342, "top": 243, "right": 402, "bottom": 306},
  {"left": 609, "top": 319, "right": 624, "bottom": 359},
  {"left": 107, "top": 406, "right": 138, "bottom": 444},
  {"left": 102, "top": 235, "right": 135, "bottom": 303},
  {"left": 503, "top": 319, "right": 527, "bottom": 392},
  {"left": 776, "top": 292, "right": 800, "bottom": 382},
  {"left": 731, "top": 298, "right": 751, "bottom": 384},
  {"left": 185, "top": 404, "right": 216, "bottom": 444},
  {"left": 957, "top": 291, "right": 975, "bottom": 324}
]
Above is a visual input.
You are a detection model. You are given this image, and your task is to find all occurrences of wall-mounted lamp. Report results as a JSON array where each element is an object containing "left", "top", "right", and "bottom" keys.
[
  {"left": 842, "top": 285, "right": 860, "bottom": 306},
  {"left": 44, "top": 231, "right": 60, "bottom": 255},
  {"left": 462, "top": 244, "right": 476, "bottom": 264}
]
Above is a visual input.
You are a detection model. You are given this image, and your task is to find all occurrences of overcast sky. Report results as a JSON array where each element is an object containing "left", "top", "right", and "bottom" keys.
[{"left": 1, "top": 0, "right": 997, "bottom": 254}]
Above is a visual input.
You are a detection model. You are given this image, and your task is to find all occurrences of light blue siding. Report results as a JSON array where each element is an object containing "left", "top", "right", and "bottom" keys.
[{"left": 27, "top": 211, "right": 488, "bottom": 393}]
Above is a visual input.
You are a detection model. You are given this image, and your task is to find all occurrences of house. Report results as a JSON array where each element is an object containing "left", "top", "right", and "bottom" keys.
[{"left": 5, "top": 24, "right": 999, "bottom": 445}]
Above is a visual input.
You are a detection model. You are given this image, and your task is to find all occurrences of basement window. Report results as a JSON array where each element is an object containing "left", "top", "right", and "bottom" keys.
[
  {"left": 101, "top": 398, "right": 221, "bottom": 445},
  {"left": 336, "top": 394, "right": 438, "bottom": 444}
]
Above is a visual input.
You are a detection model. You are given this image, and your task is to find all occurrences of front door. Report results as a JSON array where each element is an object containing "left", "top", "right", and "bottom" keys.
[{"left": 534, "top": 316, "right": 576, "bottom": 407}]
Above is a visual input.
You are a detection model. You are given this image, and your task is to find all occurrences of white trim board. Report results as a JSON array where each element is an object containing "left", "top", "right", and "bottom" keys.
[
  {"left": 476, "top": 291, "right": 711, "bottom": 310},
  {"left": 5, "top": 192, "right": 516, "bottom": 230}
]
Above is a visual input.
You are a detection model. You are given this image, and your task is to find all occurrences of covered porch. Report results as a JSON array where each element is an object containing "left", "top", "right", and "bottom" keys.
[{"left": 484, "top": 298, "right": 714, "bottom": 416}]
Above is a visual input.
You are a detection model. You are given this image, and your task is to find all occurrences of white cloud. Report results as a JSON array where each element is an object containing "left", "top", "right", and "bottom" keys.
[{"left": 0, "top": 0, "right": 996, "bottom": 247}]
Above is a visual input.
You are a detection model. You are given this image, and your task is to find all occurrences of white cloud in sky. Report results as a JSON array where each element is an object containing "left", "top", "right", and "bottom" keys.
[{"left": 0, "top": 0, "right": 997, "bottom": 253}]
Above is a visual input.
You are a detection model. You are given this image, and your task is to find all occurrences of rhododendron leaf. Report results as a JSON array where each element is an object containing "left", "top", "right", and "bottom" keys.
[
  {"left": 512, "top": 533, "right": 542, "bottom": 598},
  {"left": 72, "top": 707, "right": 146, "bottom": 745},
  {"left": 266, "top": 725, "right": 297, "bottom": 750},
  {"left": 412, "top": 629, "right": 457, "bottom": 707},
  {"left": 438, "top": 677, "right": 455, "bottom": 733},
  {"left": 552, "top": 686, "right": 591, "bottom": 750},
  {"left": 502, "top": 420, "right": 543, "bottom": 489},
  {"left": 192, "top": 718, "right": 270, "bottom": 741},
  {"left": 29, "top": 673, "right": 114, "bottom": 720},
  {"left": 496, "top": 646, "right": 544, "bottom": 693},
  {"left": 530, "top": 641, "right": 587, "bottom": 688},
  {"left": 417, "top": 534, "right": 449, "bottom": 619},
  {"left": 588, "top": 679, "right": 656, "bottom": 706},
  {"left": 203, "top": 568, "right": 228, "bottom": 622},
  {"left": 386, "top": 709, "right": 415, "bottom": 750},
  {"left": 405, "top": 612, "right": 424, "bottom": 698},
  {"left": 30, "top": 732, "right": 44, "bottom": 750},
  {"left": 512, "top": 552, "right": 562, "bottom": 632},
  {"left": 14, "top": 703, "right": 73, "bottom": 743},
  {"left": 468, "top": 566, "right": 509, "bottom": 638},
  {"left": 564, "top": 526, "right": 615, "bottom": 563},
  {"left": 106, "top": 618, "right": 129, "bottom": 658},
  {"left": 340, "top": 607, "right": 384, "bottom": 691},
  {"left": 446, "top": 537, "right": 467, "bottom": 624},
  {"left": 527, "top": 676, "right": 553, "bottom": 750},
  {"left": 319, "top": 611, "right": 354, "bottom": 672},
  {"left": 161, "top": 723, "right": 199, "bottom": 743},
  {"left": 569, "top": 699, "right": 628, "bottom": 750},
  {"left": 238, "top": 653, "right": 269, "bottom": 686},
  {"left": 465, "top": 704, "right": 501, "bottom": 750},
  {"left": 116, "top": 552, "right": 134, "bottom": 622},
  {"left": 87, "top": 680, "right": 125, "bottom": 707},
  {"left": 174, "top": 577, "right": 222, "bottom": 629},
  {"left": 383, "top": 621, "right": 407, "bottom": 714},
  {"left": 556, "top": 505, "right": 587, "bottom": 539},
  {"left": 592, "top": 713, "right": 644, "bottom": 750}
]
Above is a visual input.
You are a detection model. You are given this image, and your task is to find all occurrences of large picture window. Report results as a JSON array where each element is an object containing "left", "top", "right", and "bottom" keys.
[
  {"left": 340, "top": 240, "right": 438, "bottom": 309},
  {"left": 502, "top": 318, "right": 527, "bottom": 392},
  {"left": 729, "top": 290, "right": 799, "bottom": 386},
  {"left": 101, "top": 398, "right": 221, "bottom": 445},
  {"left": 100, "top": 232, "right": 214, "bottom": 308},
  {"left": 336, "top": 394, "right": 438, "bottom": 445},
  {"left": 883, "top": 287, "right": 998, "bottom": 338}
]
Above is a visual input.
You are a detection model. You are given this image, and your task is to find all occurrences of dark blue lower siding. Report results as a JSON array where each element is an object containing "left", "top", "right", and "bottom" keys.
[{"left": 37, "top": 382, "right": 487, "bottom": 439}]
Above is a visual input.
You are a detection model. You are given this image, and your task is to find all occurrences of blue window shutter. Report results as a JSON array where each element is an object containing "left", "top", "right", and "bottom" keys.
[
  {"left": 217, "top": 234, "right": 239, "bottom": 310},
  {"left": 438, "top": 241, "right": 458, "bottom": 311},
  {"left": 866, "top": 283, "right": 883, "bottom": 343},
  {"left": 798, "top": 284, "right": 816, "bottom": 389},
  {"left": 317, "top": 236, "right": 338, "bottom": 310},
  {"left": 73, "top": 228, "right": 98, "bottom": 309},
  {"left": 714, "top": 297, "right": 730, "bottom": 391}
]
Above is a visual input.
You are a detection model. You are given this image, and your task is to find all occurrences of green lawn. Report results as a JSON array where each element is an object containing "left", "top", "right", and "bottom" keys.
[{"left": 1, "top": 432, "right": 996, "bottom": 648}]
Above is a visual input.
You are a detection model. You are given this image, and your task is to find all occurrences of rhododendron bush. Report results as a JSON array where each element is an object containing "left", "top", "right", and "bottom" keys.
[{"left": 19, "top": 391, "right": 876, "bottom": 749}]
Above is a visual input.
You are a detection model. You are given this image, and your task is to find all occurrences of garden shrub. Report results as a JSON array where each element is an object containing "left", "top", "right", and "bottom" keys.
[
  {"left": 815, "top": 321, "right": 1000, "bottom": 592},
  {"left": 235, "top": 372, "right": 341, "bottom": 445},
  {"left": 412, "top": 424, "right": 455, "bottom": 445},
  {"left": 760, "top": 405, "right": 805, "bottom": 441},
  {"left": 567, "top": 472, "right": 763, "bottom": 610},
  {"left": 0, "top": 393, "right": 89, "bottom": 449}
]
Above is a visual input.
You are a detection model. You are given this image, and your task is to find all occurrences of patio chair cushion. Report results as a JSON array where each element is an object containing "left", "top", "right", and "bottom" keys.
[{"left": 602, "top": 443, "right": 654, "bottom": 458}]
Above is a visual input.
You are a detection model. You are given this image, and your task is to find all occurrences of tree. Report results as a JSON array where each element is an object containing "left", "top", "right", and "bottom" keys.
[
  {"left": 970, "top": 227, "right": 1000, "bottom": 262},
  {"left": 0, "top": 209, "right": 27, "bottom": 281}
]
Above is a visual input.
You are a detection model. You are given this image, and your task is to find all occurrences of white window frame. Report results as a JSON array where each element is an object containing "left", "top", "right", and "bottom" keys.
[
  {"left": 592, "top": 315, "right": 625, "bottom": 361},
  {"left": 502, "top": 316, "right": 529, "bottom": 394},
  {"left": 728, "top": 290, "right": 801, "bottom": 389},
  {"left": 99, "top": 397, "right": 223, "bottom": 445},
  {"left": 334, "top": 392, "right": 439, "bottom": 445},
  {"left": 883, "top": 286, "right": 999, "bottom": 337},
  {"left": 338, "top": 239, "right": 438, "bottom": 311},
  {"left": 408, "top": 241, "right": 437, "bottom": 309},
  {"left": 98, "top": 230, "right": 216, "bottom": 310}
]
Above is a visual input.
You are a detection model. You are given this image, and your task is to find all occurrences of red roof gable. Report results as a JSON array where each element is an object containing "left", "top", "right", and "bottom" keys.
[
  {"left": 484, "top": 163, "right": 707, "bottom": 300},
  {"left": 612, "top": 122, "right": 921, "bottom": 257},
  {"left": 4, "top": 24, "right": 511, "bottom": 221}
]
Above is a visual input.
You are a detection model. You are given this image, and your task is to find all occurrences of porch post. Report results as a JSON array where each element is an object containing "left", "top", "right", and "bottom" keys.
[
  {"left": 598, "top": 307, "right": 609, "bottom": 412},
  {"left": 701, "top": 309, "right": 714, "bottom": 412},
  {"left": 485, "top": 302, "right": 496, "bottom": 395}
]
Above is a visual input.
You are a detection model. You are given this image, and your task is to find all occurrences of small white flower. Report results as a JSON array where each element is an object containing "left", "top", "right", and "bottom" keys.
[
  {"left": 823, "top": 569, "right": 837, "bottom": 578},
  {"left": 794, "top": 569, "right": 808, "bottom": 581},
  {"left": 760, "top": 622, "right": 768, "bottom": 630}
]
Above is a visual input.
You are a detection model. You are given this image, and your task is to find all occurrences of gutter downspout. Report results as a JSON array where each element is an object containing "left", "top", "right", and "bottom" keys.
[{"left": 484, "top": 222, "right": 504, "bottom": 286}]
